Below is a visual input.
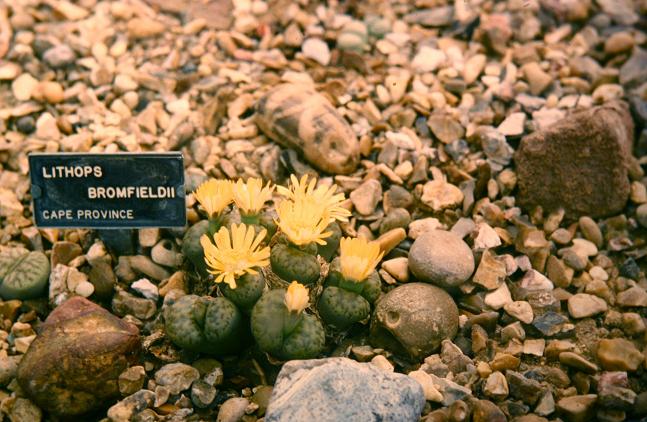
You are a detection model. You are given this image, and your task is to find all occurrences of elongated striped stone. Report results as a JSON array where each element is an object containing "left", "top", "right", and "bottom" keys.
[{"left": 255, "top": 84, "right": 359, "bottom": 175}]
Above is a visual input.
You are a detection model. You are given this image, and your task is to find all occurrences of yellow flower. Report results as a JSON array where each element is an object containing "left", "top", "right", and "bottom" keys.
[
  {"left": 284, "top": 281, "right": 309, "bottom": 313},
  {"left": 277, "top": 174, "right": 351, "bottom": 223},
  {"left": 194, "top": 179, "right": 234, "bottom": 218},
  {"left": 233, "top": 178, "right": 274, "bottom": 215},
  {"left": 275, "top": 199, "right": 332, "bottom": 246},
  {"left": 200, "top": 223, "right": 270, "bottom": 289},
  {"left": 339, "top": 237, "right": 384, "bottom": 282}
]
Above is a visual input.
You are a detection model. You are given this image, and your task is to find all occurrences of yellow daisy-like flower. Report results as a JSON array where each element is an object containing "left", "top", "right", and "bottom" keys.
[
  {"left": 194, "top": 179, "right": 234, "bottom": 218},
  {"left": 339, "top": 237, "right": 384, "bottom": 282},
  {"left": 277, "top": 174, "right": 351, "bottom": 223},
  {"left": 232, "top": 178, "right": 275, "bottom": 216},
  {"left": 275, "top": 199, "right": 333, "bottom": 246},
  {"left": 200, "top": 223, "right": 270, "bottom": 289},
  {"left": 284, "top": 281, "right": 309, "bottom": 313}
]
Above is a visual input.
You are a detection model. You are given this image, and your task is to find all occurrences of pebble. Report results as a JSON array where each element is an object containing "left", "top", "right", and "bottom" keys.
[
  {"left": 463, "top": 54, "right": 486, "bottom": 85},
  {"left": 522, "top": 62, "right": 552, "bottom": 95},
  {"left": 597, "top": 338, "right": 644, "bottom": 371},
  {"left": 559, "top": 351, "right": 598, "bottom": 374},
  {"left": 381, "top": 257, "right": 409, "bottom": 283},
  {"left": 567, "top": 293, "right": 608, "bottom": 319},
  {"left": 408, "top": 370, "right": 443, "bottom": 402},
  {"left": 154, "top": 363, "right": 199, "bottom": 395},
  {"left": 43, "top": 44, "right": 76, "bottom": 68},
  {"left": 473, "top": 249, "right": 507, "bottom": 290},
  {"left": 302, "top": 38, "right": 330, "bottom": 66},
  {"left": 504, "top": 301, "right": 534, "bottom": 324},
  {"left": 350, "top": 179, "right": 382, "bottom": 216},
  {"left": 497, "top": 112, "right": 526, "bottom": 136},
  {"left": 408, "top": 230, "right": 474, "bottom": 288},
  {"left": 11, "top": 73, "right": 38, "bottom": 101},
  {"left": 127, "top": 18, "right": 165, "bottom": 38},
  {"left": 483, "top": 371, "right": 508, "bottom": 400},
  {"left": 484, "top": 283, "right": 512, "bottom": 310},
  {"left": 578, "top": 216, "right": 603, "bottom": 247},
  {"left": 118, "top": 366, "right": 146, "bottom": 396},
  {"left": 556, "top": 394, "right": 597, "bottom": 422},
  {"left": 131, "top": 278, "right": 159, "bottom": 301},
  {"left": 412, "top": 46, "right": 446, "bottom": 73}
]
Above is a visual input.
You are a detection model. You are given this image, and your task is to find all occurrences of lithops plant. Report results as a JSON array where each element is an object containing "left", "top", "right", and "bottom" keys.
[
  {"left": 251, "top": 282, "right": 325, "bottom": 360},
  {"left": 182, "top": 220, "right": 210, "bottom": 277},
  {"left": 255, "top": 84, "right": 360, "bottom": 175},
  {"left": 232, "top": 177, "right": 277, "bottom": 240},
  {"left": 0, "top": 247, "right": 50, "bottom": 300},
  {"left": 270, "top": 175, "right": 351, "bottom": 285},
  {"left": 164, "top": 294, "right": 249, "bottom": 355},
  {"left": 200, "top": 223, "right": 270, "bottom": 312},
  {"left": 317, "top": 237, "right": 383, "bottom": 330}
]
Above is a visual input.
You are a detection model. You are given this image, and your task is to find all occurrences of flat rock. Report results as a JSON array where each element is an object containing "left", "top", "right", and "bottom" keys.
[
  {"left": 264, "top": 357, "right": 424, "bottom": 422},
  {"left": 515, "top": 101, "right": 634, "bottom": 218},
  {"left": 567, "top": 293, "right": 607, "bottom": 319},
  {"left": 17, "top": 297, "right": 140, "bottom": 416},
  {"left": 350, "top": 179, "right": 382, "bottom": 216},
  {"left": 597, "top": 338, "right": 644, "bottom": 371},
  {"left": 409, "top": 230, "right": 474, "bottom": 288},
  {"left": 370, "top": 283, "right": 458, "bottom": 359},
  {"left": 256, "top": 84, "right": 359, "bottom": 175},
  {"left": 556, "top": 394, "right": 597, "bottom": 422}
]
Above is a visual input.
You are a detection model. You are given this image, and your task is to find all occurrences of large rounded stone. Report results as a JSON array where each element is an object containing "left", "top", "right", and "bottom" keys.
[
  {"left": 17, "top": 297, "right": 140, "bottom": 416},
  {"left": 369, "top": 283, "right": 459, "bottom": 359},
  {"left": 408, "top": 230, "right": 474, "bottom": 288}
]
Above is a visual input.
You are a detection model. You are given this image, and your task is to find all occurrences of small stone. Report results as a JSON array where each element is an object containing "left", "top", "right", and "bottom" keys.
[
  {"left": 473, "top": 249, "right": 507, "bottom": 290},
  {"left": 376, "top": 228, "right": 406, "bottom": 256},
  {"left": 617, "top": 286, "right": 647, "bottom": 307},
  {"left": 155, "top": 363, "right": 199, "bottom": 395},
  {"left": 191, "top": 380, "right": 216, "bottom": 408},
  {"left": 498, "top": 112, "right": 526, "bottom": 136},
  {"left": 620, "top": 48, "right": 647, "bottom": 88},
  {"left": 0, "top": 62, "right": 21, "bottom": 80},
  {"left": 427, "top": 114, "right": 464, "bottom": 144},
  {"left": 2, "top": 398, "right": 43, "bottom": 422},
  {"left": 412, "top": 46, "right": 446, "bottom": 73},
  {"left": 34, "top": 81, "right": 64, "bottom": 104},
  {"left": 75, "top": 281, "right": 94, "bottom": 298},
  {"left": 597, "top": 338, "right": 644, "bottom": 371},
  {"left": 408, "top": 217, "right": 443, "bottom": 239},
  {"left": 523, "top": 339, "right": 545, "bottom": 356},
  {"left": 484, "top": 283, "right": 512, "bottom": 310},
  {"left": 16, "top": 116, "right": 36, "bottom": 134},
  {"left": 506, "top": 371, "right": 544, "bottom": 406},
  {"left": 567, "top": 293, "right": 608, "bottom": 319},
  {"left": 483, "top": 371, "right": 508, "bottom": 400},
  {"left": 11, "top": 73, "right": 38, "bottom": 101},
  {"left": 504, "top": 301, "right": 534, "bottom": 324},
  {"left": 559, "top": 351, "right": 598, "bottom": 374},
  {"left": 107, "top": 390, "right": 154, "bottom": 422},
  {"left": 302, "top": 38, "right": 330, "bottom": 66},
  {"left": 463, "top": 54, "right": 486, "bottom": 85},
  {"left": 420, "top": 179, "right": 464, "bottom": 211},
  {"left": 129, "top": 255, "right": 170, "bottom": 281},
  {"left": 522, "top": 62, "right": 552, "bottom": 95},
  {"left": 381, "top": 258, "right": 409, "bottom": 283},
  {"left": 473, "top": 399, "right": 506, "bottom": 422},
  {"left": 409, "top": 370, "right": 443, "bottom": 402},
  {"left": 578, "top": 217, "right": 603, "bottom": 247},
  {"left": 112, "top": 289, "right": 156, "bottom": 320},
  {"left": 131, "top": 278, "right": 159, "bottom": 301},
  {"left": 43, "top": 44, "right": 76, "bottom": 68},
  {"left": 519, "top": 269, "right": 554, "bottom": 292},
  {"left": 127, "top": 18, "right": 165, "bottom": 38},
  {"left": 119, "top": 366, "right": 146, "bottom": 396},
  {"left": 370, "top": 355, "right": 394, "bottom": 372},
  {"left": 350, "top": 179, "right": 382, "bottom": 216},
  {"left": 556, "top": 394, "right": 597, "bottom": 422},
  {"left": 408, "top": 230, "right": 474, "bottom": 288}
]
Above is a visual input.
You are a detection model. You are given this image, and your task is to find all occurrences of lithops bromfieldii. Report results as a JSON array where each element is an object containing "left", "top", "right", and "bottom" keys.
[{"left": 255, "top": 84, "right": 360, "bottom": 175}]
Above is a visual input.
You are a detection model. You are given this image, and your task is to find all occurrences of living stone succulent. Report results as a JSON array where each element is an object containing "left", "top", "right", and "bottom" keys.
[
  {"left": 182, "top": 220, "right": 210, "bottom": 277},
  {"left": 317, "top": 221, "right": 342, "bottom": 262},
  {"left": 0, "top": 247, "right": 50, "bottom": 300},
  {"left": 164, "top": 294, "right": 249, "bottom": 355},
  {"left": 317, "top": 238, "right": 383, "bottom": 330},
  {"left": 220, "top": 272, "right": 266, "bottom": 314},
  {"left": 251, "top": 284, "right": 325, "bottom": 360},
  {"left": 270, "top": 236, "right": 321, "bottom": 285}
]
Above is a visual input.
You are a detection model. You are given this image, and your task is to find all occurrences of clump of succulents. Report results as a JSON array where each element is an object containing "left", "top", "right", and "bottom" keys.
[
  {"left": 251, "top": 281, "right": 325, "bottom": 360},
  {"left": 173, "top": 174, "right": 387, "bottom": 360},
  {"left": 317, "top": 237, "right": 383, "bottom": 330}
]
